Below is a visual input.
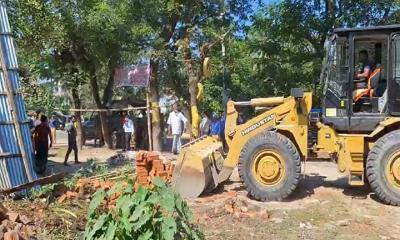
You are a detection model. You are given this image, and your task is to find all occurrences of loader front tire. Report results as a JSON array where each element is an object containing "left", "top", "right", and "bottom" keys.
[
  {"left": 238, "top": 131, "right": 301, "bottom": 201},
  {"left": 367, "top": 130, "right": 400, "bottom": 206}
]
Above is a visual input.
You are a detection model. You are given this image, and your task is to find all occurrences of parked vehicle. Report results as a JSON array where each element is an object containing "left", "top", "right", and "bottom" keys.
[{"left": 82, "top": 112, "right": 124, "bottom": 149}]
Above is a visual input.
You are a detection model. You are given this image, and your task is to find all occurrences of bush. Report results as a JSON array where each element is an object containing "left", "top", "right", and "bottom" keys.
[{"left": 84, "top": 178, "right": 203, "bottom": 240}]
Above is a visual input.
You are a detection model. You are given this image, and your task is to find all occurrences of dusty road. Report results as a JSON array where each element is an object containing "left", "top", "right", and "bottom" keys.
[{"left": 189, "top": 161, "right": 400, "bottom": 240}]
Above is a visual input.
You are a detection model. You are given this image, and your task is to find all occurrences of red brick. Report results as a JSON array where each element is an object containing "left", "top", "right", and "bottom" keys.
[
  {"left": 152, "top": 159, "right": 162, "bottom": 167},
  {"left": 137, "top": 176, "right": 148, "bottom": 183},
  {"left": 136, "top": 161, "right": 147, "bottom": 167},
  {"left": 57, "top": 194, "right": 67, "bottom": 203},
  {"left": 136, "top": 167, "right": 148, "bottom": 175},
  {"left": 136, "top": 152, "right": 145, "bottom": 162},
  {"left": 226, "top": 191, "right": 237, "bottom": 198},
  {"left": 147, "top": 152, "right": 159, "bottom": 161}
]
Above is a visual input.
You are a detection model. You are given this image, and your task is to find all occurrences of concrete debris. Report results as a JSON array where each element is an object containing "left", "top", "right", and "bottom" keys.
[
  {"left": 270, "top": 218, "right": 284, "bottom": 224},
  {"left": 19, "top": 215, "right": 32, "bottom": 225},
  {"left": 6, "top": 213, "right": 19, "bottom": 223},
  {"left": 0, "top": 205, "right": 37, "bottom": 240},
  {"left": 336, "top": 219, "right": 350, "bottom": 227},
  {"left": 107, "top": 152, "right": 132, "bottom": 166},
  {"left": 299, "top": 222, "right": 313, "bottom": 229}
]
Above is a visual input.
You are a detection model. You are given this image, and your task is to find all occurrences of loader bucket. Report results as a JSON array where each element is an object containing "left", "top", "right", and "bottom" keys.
[{"left": 172, "top": 136, "right": 224, "bottom": 198}]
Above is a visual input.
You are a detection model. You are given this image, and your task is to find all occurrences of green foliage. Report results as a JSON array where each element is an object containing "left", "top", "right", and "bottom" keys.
[
  {"left": 84, "top": 178, "right": 203, "bottom": 240},
  {"left": 7, "top": 0, "right": 400, "bottom": 116},
  {"left": 247, "top": 0, "right": 400, "bottom": 99},
  {"left": 20, "top": 79, "right": 56, "bottom": 113},
  {"left": 29, "top": 183, "right": 56, "bottom": 199}
]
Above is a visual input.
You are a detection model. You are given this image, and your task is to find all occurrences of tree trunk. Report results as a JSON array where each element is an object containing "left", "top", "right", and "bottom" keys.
[
  {"left": 149, "top": 58, "right": 162, "bottom": 151},
  {"left": 181, "top": 36, "right": 200, "bottom": 138},
  {"left": 89, "top": 73, "right": 112, "bottom": 148},
  {"left": 71, "top": 87, "right": 84, "bottom": 150}
]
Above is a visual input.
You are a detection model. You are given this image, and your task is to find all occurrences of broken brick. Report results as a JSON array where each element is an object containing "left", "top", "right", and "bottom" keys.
[
  {"left": 6, "top": 212, "right": 19, "bottom": 223},
  {"left": 57, "top": 194, "right": 67, "bottom": 203},
  {"left": 136, "top": 167, "right": 148, "bottom": 175},
  {"left": 147, "top": 152, "right": 159, "bottom": 161},
  {"left": 152, "top": 159, "right": 163, "bottom": 167},
  {"left": 52, "top": 184, "right": 68, "bottom": 198},
  {"left": 100, "top": 181, "right": 113, "bottom": 190},
  {"left": 136, "top": 151, "right": 146, "bottom": 162},
  {"left": 66, "top": 191, "right": 78, "bottom": 199},
  {"left": 135, "top": 161, "right": 147, "bottom": 167},
  {"left": 18, "top": 215, "right": 32, "bottom": 225},
  {"left": 224, "top": 204, "right": 234, "bottom": 214},
  {"left": 226, "top": 191, "right": 237, "bottom": 198}
]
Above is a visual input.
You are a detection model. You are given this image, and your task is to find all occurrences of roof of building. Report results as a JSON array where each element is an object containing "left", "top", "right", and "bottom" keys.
[{"left": 334, "top": 24, "right": 400, "bottom": 34}]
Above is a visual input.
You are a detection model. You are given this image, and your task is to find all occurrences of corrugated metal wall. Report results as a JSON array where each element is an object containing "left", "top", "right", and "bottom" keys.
[{"left": 0, "top": 1, "right": 37, "bottom": 191}]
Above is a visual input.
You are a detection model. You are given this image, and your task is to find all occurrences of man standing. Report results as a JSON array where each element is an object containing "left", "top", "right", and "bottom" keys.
[
  {"left": 199, "top": 112, "right": 211, "bottom": 136},
  {"left": 64, "top": 116, "right": 80, "bottom": 166},
  {"left": 49, "top": 115, "right": 57, "bottom": 144},
  {"left": 167, "top": 103, "right": 187, "bottom": 154},
  {"left": 34, "top": 115, "right": 53, "bottom": 174},
  {"left": 210, "top": 112, "right": 222, "bottom": 138},
  {"left": 123, "top": 112, "right": 135, "bottom": 151}
]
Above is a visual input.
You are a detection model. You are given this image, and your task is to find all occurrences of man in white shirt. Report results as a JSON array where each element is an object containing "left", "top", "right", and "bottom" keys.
[
  {"left": 167, "top": 103, "right": 187, "bottom": 154},
  {"left": 123, "top": 112, "right": 135, "bottom": 151}
]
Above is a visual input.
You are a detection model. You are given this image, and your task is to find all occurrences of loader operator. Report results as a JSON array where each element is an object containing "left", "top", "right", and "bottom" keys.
[{"left": 354, "top": 50, "right": 372, "bottom": 82}]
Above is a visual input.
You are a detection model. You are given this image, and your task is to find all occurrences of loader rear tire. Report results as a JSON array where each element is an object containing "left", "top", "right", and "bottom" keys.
[
  {"left": 238, "top": 131, "right": 301, "bottom": 201},
  {"left": 367, "top": 130, "right": 400, "bottom": 206}
]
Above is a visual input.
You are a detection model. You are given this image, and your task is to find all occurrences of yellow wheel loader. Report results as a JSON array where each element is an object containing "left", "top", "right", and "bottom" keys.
[{"left": 173, "top": 24, "right": 400, "bottom": 206}]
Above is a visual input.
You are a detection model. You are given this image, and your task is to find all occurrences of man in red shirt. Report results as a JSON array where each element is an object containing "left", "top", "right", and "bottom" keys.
[{"left": 34, "top": 115, "right": 53, "bottom": 174}]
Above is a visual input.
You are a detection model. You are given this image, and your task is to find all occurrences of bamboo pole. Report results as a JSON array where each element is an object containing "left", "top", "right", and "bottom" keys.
[
  {"left": 146, "top": 91, "right": 153, "bottom": 151},
  {"left": 69, "top": 106, "right": 147, "bottom": 112},
  {"left": 0, "top": 41, "right": 33, "bottom": 182}
]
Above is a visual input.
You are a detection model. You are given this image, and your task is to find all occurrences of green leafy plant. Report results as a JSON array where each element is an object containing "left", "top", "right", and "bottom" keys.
[
  {"left": 84, "top": 178, "right": 203, "bottom": 240},
  {"left": 28, "top": 183, "right": 56, "bottom": 199}
]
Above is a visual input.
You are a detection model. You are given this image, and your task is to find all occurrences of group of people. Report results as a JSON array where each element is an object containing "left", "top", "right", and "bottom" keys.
[
  {"left": 30, "top": 111, "right": 80, "bottom": 175},
  {"left": 166, "top": 103, "right": 227, "bottom": 155},
  {"left": 28, "top": 104, "right": 228, "bottom": 173}
]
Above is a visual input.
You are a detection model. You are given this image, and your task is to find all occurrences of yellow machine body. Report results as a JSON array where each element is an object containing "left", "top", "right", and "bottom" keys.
[{"left": 172, "top": 91, "right": 400, "bottom": 199}]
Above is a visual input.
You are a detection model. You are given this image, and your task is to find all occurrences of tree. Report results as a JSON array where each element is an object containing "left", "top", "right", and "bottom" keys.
[
  {"left": 249, "top": 0, "right": 400, "bottom": 97},
  {"left": 9, "top": 0, "right": 156, "bottom": 149},
  {"left": 166, "top": 0, "right": 253, "bottom": 137}
]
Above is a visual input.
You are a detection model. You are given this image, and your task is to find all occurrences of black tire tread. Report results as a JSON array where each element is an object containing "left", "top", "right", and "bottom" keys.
[
  {"left": 366, "top": 130, "right": 400, "bottom": 206},
  {"left": 238, "top": 131, "right": 301, "bottom": 201}
]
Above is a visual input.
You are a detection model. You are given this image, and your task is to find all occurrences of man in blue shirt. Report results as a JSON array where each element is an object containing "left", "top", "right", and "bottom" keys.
[{"left": 210, "top": 112, "right": 225, "bottom": 139}]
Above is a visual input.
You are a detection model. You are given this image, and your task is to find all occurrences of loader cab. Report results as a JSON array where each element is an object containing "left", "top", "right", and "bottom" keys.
[{"left": 322, "top": 24, "right": 400, "bottom": 132}]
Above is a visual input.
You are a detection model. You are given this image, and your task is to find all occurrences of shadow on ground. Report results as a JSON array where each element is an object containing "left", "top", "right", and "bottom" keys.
[{"left": 202, "top": 171, "right": 388, "bottom": 205}]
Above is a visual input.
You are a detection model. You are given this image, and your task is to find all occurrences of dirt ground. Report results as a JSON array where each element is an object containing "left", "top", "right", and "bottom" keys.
[
  {"left": 3, "top": 131, "right": 400, "bottom": 240},
  {"left": 191, "top": 162, "right": 400, "bottom": 240}
]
